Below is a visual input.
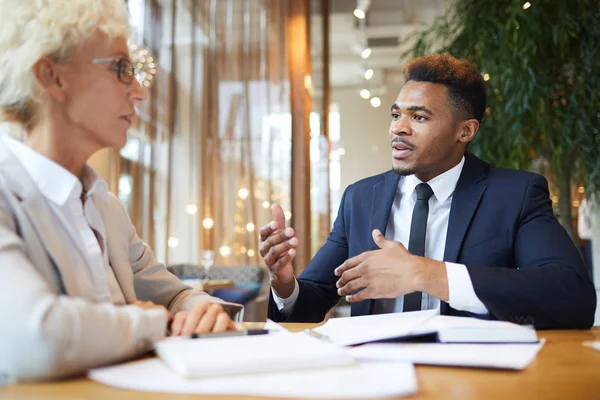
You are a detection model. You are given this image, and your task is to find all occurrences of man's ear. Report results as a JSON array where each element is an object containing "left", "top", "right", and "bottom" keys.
[
  {"left": 31, "top": 56, "right": 67, "bottom": 103},
  {"left": 459, "top": 119, "right": 479, "bottom": 144}
]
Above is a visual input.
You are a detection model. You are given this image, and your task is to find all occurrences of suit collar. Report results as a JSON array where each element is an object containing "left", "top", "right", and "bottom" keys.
[{"left": 443, "top": 153, "right": 488, "bottom": 262}]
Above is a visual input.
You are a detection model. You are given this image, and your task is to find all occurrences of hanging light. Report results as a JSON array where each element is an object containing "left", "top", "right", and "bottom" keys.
[
  {"left": 219, "top": 246, "right": 232, "bottom": 257},
  {"left": 370, "top": 97, "right": 382, "bottom": 108},
  {"left": 364, "top": 68, "right": 374, "bottom": 80},
  {"left": 246, "top": 223, "right": 256, "bottom": 232},
  {"left": 360, "top": 47, "right": 372, "bottom": 59},
  {"left": 238, "top": 188, "right": 249, "bottom": 200},
  {"left": 247, "top": 249, "right": 256, "bottom": 257},
  {"left": 185, "top": 204, "right": 198, "bottom": 215},
  {"left": 167, "top": 237, "right": 179, "bottom": 248},
  {"left": 262, "top": 201, "right": 270, "bottom": 209},
  {"left": 360, "top": 89, "right": 371, "bottom": 99},
  {"left": 202, "top": 217, "right": 214, "bottom": 229}
]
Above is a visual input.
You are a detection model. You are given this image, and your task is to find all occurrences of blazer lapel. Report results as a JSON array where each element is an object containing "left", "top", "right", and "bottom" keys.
[
  {"left": 0, "top": 145, "right": 82, "bottom": 297},
  {"left": 100, "top": 200, "right": 137, "bottom": 303},
  {"left": 352, "top": 171, "right": 400, "bottom": 317},
  {"left": 443, "top": 154, "right": 488, "bottom": 263}
]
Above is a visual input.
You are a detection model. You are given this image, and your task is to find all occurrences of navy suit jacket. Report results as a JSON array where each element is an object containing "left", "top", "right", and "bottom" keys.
[{"left": 268, "top": 154, "right": 597, "bottom": 329}]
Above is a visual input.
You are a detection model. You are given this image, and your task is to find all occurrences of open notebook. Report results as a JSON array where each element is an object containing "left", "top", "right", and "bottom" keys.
[
  {"left": 153, "top": 331, "right": 355, "bottom": 378},
  {"left": 310, "top": 311, "right": 538, "bottom": 346}
]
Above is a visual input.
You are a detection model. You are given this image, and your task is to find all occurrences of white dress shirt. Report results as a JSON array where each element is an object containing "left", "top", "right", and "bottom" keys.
[
  {"left": 3, "top": 136, "right": 126, "bottom": 305},
  {"left": 273, "top": 156, "right": 488, "bottom": 316}
]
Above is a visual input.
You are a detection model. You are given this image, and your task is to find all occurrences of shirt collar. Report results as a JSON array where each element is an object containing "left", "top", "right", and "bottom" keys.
[
  {"left": 400, "top": 156, "right": 465, "bottom": 204},
  {"left": 2, "top": 135, "right": 108, "bottom": 205}
]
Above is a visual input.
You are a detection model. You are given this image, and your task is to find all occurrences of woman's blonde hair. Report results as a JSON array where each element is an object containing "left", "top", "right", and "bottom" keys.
[{"left": 0, "top": 0, "right": 131, "bottom": 128}]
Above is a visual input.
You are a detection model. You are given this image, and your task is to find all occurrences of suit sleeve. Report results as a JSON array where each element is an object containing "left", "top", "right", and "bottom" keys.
[
  {"left": 467, "top": 175, "right": 597, "bottom": 329},
  {"left": 268, "top": 186, "right": 352, "bottom": 323}
]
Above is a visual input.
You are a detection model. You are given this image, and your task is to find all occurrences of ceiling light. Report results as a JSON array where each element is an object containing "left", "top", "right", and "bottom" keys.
[
  {"left": 353, "top": 0, "right": 371, "bottom": 19},
  {"left": 370, "top": 97, "right": 382, "bottom": 108},
  {"left": 361, "top": 48, "right": 372, "bottom": 59},
  {"left": 522, "top": 2, "right": 531, "bottom": 10},
  {"left": 364, "top": 68, "right": 374, "bottom": 80},
  {"left": 360, "top": 89, "right": 371, "bottom": 99}
]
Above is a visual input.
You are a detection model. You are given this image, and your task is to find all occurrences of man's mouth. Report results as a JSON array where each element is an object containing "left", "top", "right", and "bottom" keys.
[{"left": 391, "top": 141, "right": 414, "bottom": 160}]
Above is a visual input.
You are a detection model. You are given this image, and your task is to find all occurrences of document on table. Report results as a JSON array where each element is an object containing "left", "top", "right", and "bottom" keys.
[
  {"left": 89, "top": 358, "right": 418, "bottom": 399},
  {"left": 311, "top": 311, "right": 538, "bottom": 346},
  {"left": 349, "top": 340, "right": 545, "bottom": 370},
  {"left": 311, "top": 310, "right": 438, "bottom": 346}
]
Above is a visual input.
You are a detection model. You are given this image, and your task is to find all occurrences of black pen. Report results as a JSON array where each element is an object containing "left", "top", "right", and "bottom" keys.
[{"left": 191, "top": 329, "right": 269, "bottom": 339}]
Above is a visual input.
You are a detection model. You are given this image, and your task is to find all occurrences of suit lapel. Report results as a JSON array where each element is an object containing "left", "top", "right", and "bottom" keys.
[
  {"left": 0, "top": 144, "right": 83, "bottom": 296},
  {"left": 352, "top": 171, "right": 400, "bottom": 317},
  {"left": 443, "top": 154, "right": 488, "bottom": 263},
  {"left": 369, "top": 171, "right": 400, "bottom": 249}
]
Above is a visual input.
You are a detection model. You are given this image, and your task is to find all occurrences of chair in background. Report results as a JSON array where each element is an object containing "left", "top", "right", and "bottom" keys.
[{"left": 167, "top": 264, "right": 269, "bottom": 322}]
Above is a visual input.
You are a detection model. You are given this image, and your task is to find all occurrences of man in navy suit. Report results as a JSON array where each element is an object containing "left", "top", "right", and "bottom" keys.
[{"left": 259, "top": 54, "right": 596, "bottom": 329}]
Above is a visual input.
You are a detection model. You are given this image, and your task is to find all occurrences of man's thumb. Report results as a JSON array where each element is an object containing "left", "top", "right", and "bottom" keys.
[{"left": 372, "top": 229, "right": 399, "bottom": 249}]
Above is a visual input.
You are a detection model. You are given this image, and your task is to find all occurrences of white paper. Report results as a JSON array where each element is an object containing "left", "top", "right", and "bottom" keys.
[
  {"left": 89, "top": 358, "right": 417, "bottom": 398},
  {"left": 349, "top": 339, "right": 545, "bottom": 370},
  {"left": 312, "top": 310, "right": 438, "bottom": 346},
  {"left": 154, "top": 330, "right": 354, "bottom": 378}
]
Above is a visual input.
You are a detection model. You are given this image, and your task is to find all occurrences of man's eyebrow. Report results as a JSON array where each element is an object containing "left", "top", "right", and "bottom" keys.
[{"left": 391, "top": 104, "right": 434, "bottom": 115}]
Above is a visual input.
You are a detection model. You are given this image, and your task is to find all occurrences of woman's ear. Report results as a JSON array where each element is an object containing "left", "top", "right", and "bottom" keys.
[{"left": 31, "top": 57, "right": 67, "bottom": 103}]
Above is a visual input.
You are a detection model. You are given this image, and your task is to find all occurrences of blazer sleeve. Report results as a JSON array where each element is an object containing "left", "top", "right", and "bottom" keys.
[
  {"left": 268, "top": 186, "right": 352, "bottom": 323},
  {"left": 0, "top": 192, "right": 168, "bottom": 381},
  {"left": 467, "top": 175, "right": 597, "bottom": 329},
  {"left": 108, "top": 194, "right": 243, "bottom": 319}
]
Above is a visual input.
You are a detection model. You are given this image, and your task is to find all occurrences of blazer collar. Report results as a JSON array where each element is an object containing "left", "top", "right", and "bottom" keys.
[{"left": 0, "top": 143, "right": 83, "bottom": 296}]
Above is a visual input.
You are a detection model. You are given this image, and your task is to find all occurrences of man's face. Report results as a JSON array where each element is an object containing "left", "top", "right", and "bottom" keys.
[{"left": 389, "top": 81, "right": 466, "bottom": 182}]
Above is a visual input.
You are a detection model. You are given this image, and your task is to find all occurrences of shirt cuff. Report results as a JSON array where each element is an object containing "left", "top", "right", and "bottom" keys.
[
  {"left": 271, "top": 277, "right": 300, "bottom": 316},
  {"left": 445, "top": 262, "right": 488, "bottom": 315}
]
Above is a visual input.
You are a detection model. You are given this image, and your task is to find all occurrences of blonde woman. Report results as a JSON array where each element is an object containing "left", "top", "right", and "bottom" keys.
[{"left": 0, "top": 0, "right": 241, "bottom": 381}]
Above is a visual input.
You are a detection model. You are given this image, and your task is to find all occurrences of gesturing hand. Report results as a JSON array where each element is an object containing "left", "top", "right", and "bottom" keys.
[
  {"left": 334, "top": 229, "right": 442, "bottom": 302},
  {"left": 258, "top": 204, "right": 298, "bottom": 298}
]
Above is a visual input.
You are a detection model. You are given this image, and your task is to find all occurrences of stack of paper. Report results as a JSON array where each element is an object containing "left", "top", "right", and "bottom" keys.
[{"left": 154, "top": 331, "right": 354, "bottom": 378}]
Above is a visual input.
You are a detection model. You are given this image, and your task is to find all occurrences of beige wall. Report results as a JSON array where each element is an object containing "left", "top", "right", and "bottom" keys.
[{"left": 332, "top": 87, "right": 400, "bottom": 191}]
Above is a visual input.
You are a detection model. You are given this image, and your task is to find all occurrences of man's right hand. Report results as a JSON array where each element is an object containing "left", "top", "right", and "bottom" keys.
[{"left": 259, "top": 204, "right": 298, "bottom": 298}]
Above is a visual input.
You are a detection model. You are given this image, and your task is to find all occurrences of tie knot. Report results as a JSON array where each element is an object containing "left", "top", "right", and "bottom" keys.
[{"left": 415, "top": 183, "right": 434, "bottom": 201}]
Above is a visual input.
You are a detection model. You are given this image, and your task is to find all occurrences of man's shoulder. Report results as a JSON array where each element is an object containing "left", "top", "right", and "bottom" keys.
[{"left": 467, "top": 154, "right": 545, "bottom": 186}]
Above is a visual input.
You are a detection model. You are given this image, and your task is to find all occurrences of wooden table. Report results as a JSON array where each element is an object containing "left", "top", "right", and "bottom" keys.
[
  {"left": 180, "top": 279, "right": 235, "bottom": 291},
  {"left": 196, "top": 279, "right": 234, "bottom": 291},
  {"left": 3, "top": 325, "right": 599, "bottom": 400}
]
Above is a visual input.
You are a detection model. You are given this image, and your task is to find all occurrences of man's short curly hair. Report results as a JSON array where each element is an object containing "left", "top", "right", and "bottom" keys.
[{"left": 405, "top": 54, "right": 487, "bottom": 123}]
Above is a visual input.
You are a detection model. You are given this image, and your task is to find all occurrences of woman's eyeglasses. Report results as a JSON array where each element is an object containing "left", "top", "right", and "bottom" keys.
[{"left": 91, "top": 58, "right": 137, "bottom": 85}]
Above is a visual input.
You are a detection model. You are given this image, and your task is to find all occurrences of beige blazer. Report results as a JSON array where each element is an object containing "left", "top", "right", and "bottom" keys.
[{"left": 0, "top": 143, "right": 241, "bottom": 381}]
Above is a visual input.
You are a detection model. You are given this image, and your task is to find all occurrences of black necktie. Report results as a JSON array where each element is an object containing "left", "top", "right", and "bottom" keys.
[{"left": 403, "top": 183, "right": 434, "bottom": 312}]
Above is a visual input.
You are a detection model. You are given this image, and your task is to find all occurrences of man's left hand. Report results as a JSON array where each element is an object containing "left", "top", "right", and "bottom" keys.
[{"left": 335, "top": 229, "right": 448, "bottom": 302}]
